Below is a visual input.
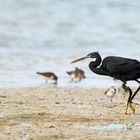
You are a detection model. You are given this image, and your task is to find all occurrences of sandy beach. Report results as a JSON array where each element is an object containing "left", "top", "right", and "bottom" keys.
[
  {"left": 0, "top": 87, "right": 140, "bottom": 140},
  {"left": 0, "top": 0, "right": 140, "bottom": 140}
]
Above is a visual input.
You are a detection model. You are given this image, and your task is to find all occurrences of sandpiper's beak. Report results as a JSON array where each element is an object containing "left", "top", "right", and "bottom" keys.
[{"left": 71, "top": 55, "right": 90, "bottom": 63}]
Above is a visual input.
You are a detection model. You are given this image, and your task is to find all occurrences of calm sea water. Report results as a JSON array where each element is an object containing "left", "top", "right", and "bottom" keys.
[{"left": 0, "top": 0, "right": 140, "bottom": 88}]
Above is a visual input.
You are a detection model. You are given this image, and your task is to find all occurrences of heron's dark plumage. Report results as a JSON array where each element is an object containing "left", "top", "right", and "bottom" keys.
[
  {"left": 72, "top": 52, "right": 140, "bottom": 114},
  {"left": 89, "top": 53, "right": 140, "bottom": 82}
]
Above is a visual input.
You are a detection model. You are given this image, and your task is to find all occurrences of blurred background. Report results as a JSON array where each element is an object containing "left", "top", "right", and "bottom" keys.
[{"left": 0, "top": 0, "right": 140, "bottom": 88}]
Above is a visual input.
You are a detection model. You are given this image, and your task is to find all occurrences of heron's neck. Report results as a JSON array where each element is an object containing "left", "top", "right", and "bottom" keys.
[
  {"left": 89, "top": 55, "right": 110, "bottom": 76},
  {"left": 89, "top": 54, "right": 102, "bottom": 69}
]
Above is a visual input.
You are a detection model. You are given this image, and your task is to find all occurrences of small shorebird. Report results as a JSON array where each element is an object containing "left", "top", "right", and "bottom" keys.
[
  {"left": 66, "top": 67, "right": 86, "bottom": 82},
  {"left": 37, "top": 72, "right": 58, "bottom": 84},
  {"left": 118, "top": 84, "right": 129, "bottom": 99},
  {"left": 104, "top": 86, "right": 117, "bottom": 102}
]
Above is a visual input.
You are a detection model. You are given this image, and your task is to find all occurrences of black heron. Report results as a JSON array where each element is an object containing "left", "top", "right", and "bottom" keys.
[{"left": 71, "top": 52, "right": 140, "bottom": 114}]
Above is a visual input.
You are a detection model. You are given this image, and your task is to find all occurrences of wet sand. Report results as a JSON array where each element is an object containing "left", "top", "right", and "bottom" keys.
[{"left": 0, "top": 87, "right": 140, "bottom": 140}]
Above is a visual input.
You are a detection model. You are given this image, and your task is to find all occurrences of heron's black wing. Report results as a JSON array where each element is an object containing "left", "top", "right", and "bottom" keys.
[{"left": 101, "top": 56, "right": 140, "bottom": 76}]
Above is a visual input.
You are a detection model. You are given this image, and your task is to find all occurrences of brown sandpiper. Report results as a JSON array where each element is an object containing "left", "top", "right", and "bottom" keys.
[
  {"left": 37, "top": 72, "right": 58, "bottom": 84},
  {"left": 66, "top": 67, "right": 86, "bottom": 82}
]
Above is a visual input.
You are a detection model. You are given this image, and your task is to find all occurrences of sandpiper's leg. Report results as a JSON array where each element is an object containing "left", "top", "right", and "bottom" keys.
[
  {"left": 69, "top": 78, "right": 73, "bottom": 83},
  {"left": 54, "top": 80, "right": 57, "bottom": 85},
  {"left": 71, "top": 78, "right": 74, "bottom": 82}
]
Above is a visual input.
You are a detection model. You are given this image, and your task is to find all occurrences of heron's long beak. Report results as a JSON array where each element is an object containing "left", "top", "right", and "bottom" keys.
[{"left": 71, "top": 55, "right": 89, "bottom": 63}]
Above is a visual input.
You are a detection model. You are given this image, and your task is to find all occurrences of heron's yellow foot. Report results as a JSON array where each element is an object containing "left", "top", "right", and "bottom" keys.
[
  {"left": 124, "top": 112, "right": 131, "bottom": 115},
  {"left": 125, "top": 102, "right": 130, "bottom": 115},
  {"left": 131, "top": 102, "right": 139, "bottom": 105},
  {"left": 130, "top": 103, "right": 136, "bottom": 114}
]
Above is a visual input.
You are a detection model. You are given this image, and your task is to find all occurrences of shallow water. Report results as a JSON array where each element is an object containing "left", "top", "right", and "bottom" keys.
[
  {"left": 73, "top": 123, "right": 140, "bottom": 131},
  {"left": 0, "top": 0, "right": 140, "bottom": 88}
]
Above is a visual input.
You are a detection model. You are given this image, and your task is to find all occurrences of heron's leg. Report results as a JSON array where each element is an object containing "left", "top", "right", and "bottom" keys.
[
  {"left": 123, "top": 84, "right": 133, "bottom": 115},
  {"left": 130, "top": 80, "right": 140, "bottom": 102},
  {"left": 129, "top": 80, "right": 140, "bottom": 113}
]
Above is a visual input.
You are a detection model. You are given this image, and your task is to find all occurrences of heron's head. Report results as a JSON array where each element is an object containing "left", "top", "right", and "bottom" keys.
[{"left": 71, "top": 52, "right": 99, "bottom": 63}]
